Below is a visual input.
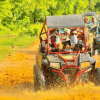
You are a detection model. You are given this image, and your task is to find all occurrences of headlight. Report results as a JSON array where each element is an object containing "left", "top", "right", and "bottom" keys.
[{"left": 50, "top": 62, "right": 60, "bottom": 69}]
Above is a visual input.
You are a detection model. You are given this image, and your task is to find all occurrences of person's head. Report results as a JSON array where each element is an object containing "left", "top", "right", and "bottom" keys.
[
  {"left": 51, "top": 34, "right": 56, "bottom": 39},
  {"left": 70, "top": 29, "right": 78, "bottom": 45},
  {"left": 70, "top": 29, "right": 77, "bottom": 37},
  {"left": 52, "top": 29, "right": 59, "bottom": 34},
  {"left": 50, "top": 29, "right": 59, "bottom": 34}
]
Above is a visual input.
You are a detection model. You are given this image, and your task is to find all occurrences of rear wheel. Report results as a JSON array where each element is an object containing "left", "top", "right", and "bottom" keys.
[{"left": 91, "top": 68, "right": 100, "bottom": 86}]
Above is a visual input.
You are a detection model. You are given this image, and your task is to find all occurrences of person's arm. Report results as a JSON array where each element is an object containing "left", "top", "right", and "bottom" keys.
[
  {"left": 58, "top": 43, "right": 63, "bottom": 51},
  {"left": 65, "top": 45, "right": 75, "bottom": 49}
]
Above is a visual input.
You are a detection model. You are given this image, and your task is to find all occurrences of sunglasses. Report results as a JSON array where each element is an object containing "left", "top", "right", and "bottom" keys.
[{"left": 71, "top": 33, "right": 77, "bottom": 35}]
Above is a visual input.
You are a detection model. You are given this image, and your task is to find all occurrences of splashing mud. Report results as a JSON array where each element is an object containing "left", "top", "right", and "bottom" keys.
[{"left": 0, "top": 35, "right": 100, "bottom": 100}]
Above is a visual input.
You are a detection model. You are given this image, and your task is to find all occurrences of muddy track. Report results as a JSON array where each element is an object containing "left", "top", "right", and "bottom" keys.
[
  {"left": 0, "top": 39, "right": 39, "bottom": 93},
  {"left": 0, "top": 37, "right": 100, "bottom": 100}
]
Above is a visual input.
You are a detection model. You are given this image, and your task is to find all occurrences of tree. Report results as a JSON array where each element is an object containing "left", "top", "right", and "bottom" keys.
[{"left": 73, "top": 0, "right": 89, "bottom": 14}]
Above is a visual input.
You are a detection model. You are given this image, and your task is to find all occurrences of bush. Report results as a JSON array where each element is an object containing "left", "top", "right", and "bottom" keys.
[{"left": 19, "top": 23, "right": 43, "bottom": 37}]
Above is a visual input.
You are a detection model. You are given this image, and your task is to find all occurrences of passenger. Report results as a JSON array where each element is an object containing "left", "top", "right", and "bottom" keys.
[
  {"left": 92, "top": 17, "right": 95, "bottom": 23},
  {"left": 92, "top": 17, "right": 97, "bottom": 24},
  {"left": 50, "top": 29, "right": 63, "bottom": 51},
  {"left": 65, "top": 29, "right": 96, "bottom": 69}
]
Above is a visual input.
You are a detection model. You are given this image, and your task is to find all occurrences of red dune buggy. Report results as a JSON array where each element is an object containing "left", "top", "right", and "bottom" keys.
[{"left": 33, "top": 15, "right": 100, "bottom": 91}]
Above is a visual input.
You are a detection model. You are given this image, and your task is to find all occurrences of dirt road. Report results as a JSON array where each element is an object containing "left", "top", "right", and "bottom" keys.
[{"left": 0, "top": 37, "right": 100, "bottom": 100}]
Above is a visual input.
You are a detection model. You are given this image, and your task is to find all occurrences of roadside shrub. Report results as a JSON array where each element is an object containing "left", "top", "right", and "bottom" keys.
[
  {"left": 19, "top": 23, "right": 43, "bottom": 37},
  {"left": 0, "top": 25, "right": 12, "bottom": 36}
]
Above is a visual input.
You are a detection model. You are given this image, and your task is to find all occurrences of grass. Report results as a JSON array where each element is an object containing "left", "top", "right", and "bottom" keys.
[
  {"left": 0, "top": 35, "right": 38, "bottom": 46},
  {"left": 0, "top": 23, "right": 44, "bottom": 62},
  {"left": 0, "top": 25, "right": 18, "bottom": 37},
  {"left": 0, "top": 46, "right": 17, "bottom": 61},
  {"left": 0, "top": 35, "right": 39, "bottom": 62}
]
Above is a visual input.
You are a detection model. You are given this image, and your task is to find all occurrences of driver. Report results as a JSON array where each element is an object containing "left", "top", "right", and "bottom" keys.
[
  {"left": 65, "top": 29, "right": 96, "bottom": 70},
  {"left": 65, "top": 29, "right": 82, "bottom": 50}
]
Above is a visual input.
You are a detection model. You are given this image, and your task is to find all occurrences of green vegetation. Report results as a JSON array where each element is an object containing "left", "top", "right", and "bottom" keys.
[
  {"left": 0, "top": 22, "right": 42, "bottom": 61},
  {"left": 0, "top": 0, "right": 100, "bottom": 61},
  {"left": 0, "top": 35, "right": 38, "bottom": 61}
]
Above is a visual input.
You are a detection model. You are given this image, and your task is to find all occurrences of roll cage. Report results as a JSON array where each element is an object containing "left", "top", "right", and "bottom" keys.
[
  {"left": 39, "top": 15, "right": 88, "bottom": 54},
  {"left": 37, "top": 15, "right": 94, "bottom": 86},
  {"left": 83, "top": 12, "right": 96, "bottom": 16}
]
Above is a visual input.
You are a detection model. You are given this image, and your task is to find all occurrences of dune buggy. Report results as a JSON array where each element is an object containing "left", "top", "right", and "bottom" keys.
[
  {"left": 83, "top": 12, "right": 97, "bottom": 34},
  {"left": 33, "top": 15, "right": 100, "bottom": 91},
  {"left": 93, "top": 14, "right": 100, "bottom": 54}
]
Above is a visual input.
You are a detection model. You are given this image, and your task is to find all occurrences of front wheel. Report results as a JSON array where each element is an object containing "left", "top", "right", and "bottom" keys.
[
  {"left": 95, "top": 68, "right": 100, "bottom": 85},
  {"left": 33, "top": 65, "right": 46, "bottom": 92}
]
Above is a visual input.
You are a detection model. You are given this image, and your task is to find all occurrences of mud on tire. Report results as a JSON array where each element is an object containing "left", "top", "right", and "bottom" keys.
[
  {"left": 33, "top": 65, "right": 45, "bottom": 92},
  {"left": 95, "top": 68, "right": 100, "bottom": 85},
  {"left": 91, "top": 68, "right": 100, "bottom": 86}
]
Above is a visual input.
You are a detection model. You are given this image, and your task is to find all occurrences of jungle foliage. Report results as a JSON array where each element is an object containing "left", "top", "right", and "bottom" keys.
[{"left": 0, "top": 0, "right": 100, "bottom": 36}]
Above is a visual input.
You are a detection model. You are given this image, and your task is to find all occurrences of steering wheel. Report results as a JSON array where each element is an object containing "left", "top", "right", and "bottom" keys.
[{"left": 73, "top": 43, "right": 85, "bottom": 51}]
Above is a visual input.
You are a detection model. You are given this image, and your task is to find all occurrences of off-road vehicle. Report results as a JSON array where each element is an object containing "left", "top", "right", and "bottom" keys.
[
  {"left": 93, "top": 14, "right": 100, "bottom": 54},
  {"left": 33, "top": 15, "right": 100, "bottom": 91},
  {"left": 83, "top": 12, "right": 97, "bottom": 34}
]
